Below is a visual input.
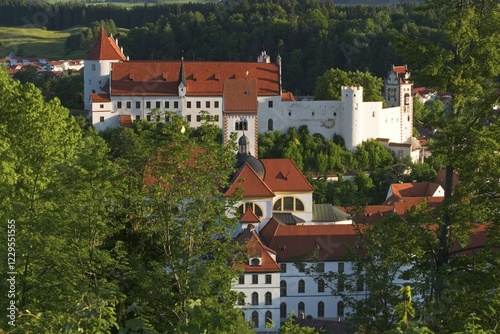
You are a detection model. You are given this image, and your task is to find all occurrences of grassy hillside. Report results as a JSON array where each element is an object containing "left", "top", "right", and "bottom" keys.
[{"left": 0, "top": 25, "right": 88, "bottom": 60}]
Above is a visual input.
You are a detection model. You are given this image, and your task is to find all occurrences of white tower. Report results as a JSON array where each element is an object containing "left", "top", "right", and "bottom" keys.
[
  {"left": 341, "top": 86, "right": 364, "bottom": 151},
  {"left": 83, "top": 26, "right": 127, "bottom": 112}
]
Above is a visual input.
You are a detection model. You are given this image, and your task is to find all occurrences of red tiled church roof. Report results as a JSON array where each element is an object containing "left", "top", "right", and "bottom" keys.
[
  {"left": 110, "top": 61, "right": 280, "bottom": 97},
  {"left": 239, "top": 208, "right": 261, "bottom": 223},
  {"left": 261, "top": 159, "right": 314, "bottom": 192},
  {"left": 85, "top": 26, "right": 126, "bottom": 61},
  {"left": 224, "top": 163, "right": 275, "bottom": 197},
  {"left": 234, "top": 230, "right": 281, "bottom": 273},
  {"left": 223, "top": 79, "right": 258, "bottom": 113}
]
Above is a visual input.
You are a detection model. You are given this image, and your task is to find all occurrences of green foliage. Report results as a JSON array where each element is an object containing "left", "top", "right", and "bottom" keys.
[
  {"left": 279, "top": 315, "right": 318, "bottom": 334},
  {"left": 314, "top": 68, "right": 385, "bottom": 101},
  {"left": 354, "top": 139, "right": 395, "bottom": 171}
]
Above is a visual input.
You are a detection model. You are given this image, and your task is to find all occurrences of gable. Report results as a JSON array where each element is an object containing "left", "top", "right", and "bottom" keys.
[
  {"left": 260, "top": 159, "right": 314, "bottom": 192},
  {"left": 224, "top": 163, "right": 275, "bottom": 198}
]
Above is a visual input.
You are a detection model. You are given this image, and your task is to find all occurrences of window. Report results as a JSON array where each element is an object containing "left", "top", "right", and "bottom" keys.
[
  {"left": 298, "top": 302, "right": 305, "bottom": 317},
  {"left": 357, "top": 278, "right": 364, "bottom": 292},
  {"left": 268, "top": 119, "right": 273, "bottom": 131},
  {"left": 99, "top": 116, "right": 104, "bottom": 122},
  {"left": 196, "top": 101, "right": 201, "bottom": 108},
  {"left": 316, "top": 263, "right": 325, "bottom": 273},
  {"left": 126, "top": 101, "right": 131, "bottom": 109},
  {"left": 156, "top": 101, "right": 160, "bottom": 109},
  {"left": 252, "top": 274, "right": 258, "bottom": 284},
  {"left": 146, "top": 101, "right": 151, "bottom": 109},
  {"left": 91, "top": 64, "right": 96, "bottom": 71},
  {"left": 214, "top": 115, "right": 219, "bottom": 122},
  {"left": 100, "top": 104, "right": 104, "bottom": 109},
  {"left": 196, "top": 115, "right": 201, "bottom": 122},
  {"left": 146, "top": 115, "right": 151, "bottom": 121},
  {"left": 337, "top": 301, "right": 344, "bottom": 317},
  {"left": 338, "top": 277, "right": 345, "bottom": 292},
  {"left": 338, "top": 262, "right": 344, "bottom": 273},
  {"left": 273, "top": 197, "right": 305, "bottom": 212},
  {"left": 250, "top": 258, "right": 260, "bottom": 266},
  {"left": 265, "top": 311, "right": 272, "bottom": 326},
  {"left": 268, "top": 100, "right": 273, "bottom": 108},
  {"left": 238, "top": 294, "right": 245, "bottom": 305},
  {"left": 214, "top": 101, "right": 219, "bottom": 108},
  {"left": 280, "top": 303, "right": 287, "bottom": 318},
  {"left": 280, "top": 280, "right": 287, "bottom": 297},
  {"left": 238, "top": 275, "right": 245, "bottom": 284},
  {"left": 187, "top": 101, "right": 192, "bottom": 108},
  {"left": 265, "top": 274, "right": 272, "bottom": 284},
  {"left": 136, "top": 101, "right": 140, "bottom": 108},
  {"left": 318, "top": 301, "right": 325, "bottom": 318},
  {"left": 89, "top": 79, "right": 92, "bottom": 85},
  {"left": 174, "top": 101, "right": 179, "bottom": 109},
  {"left": 117, "top": 101, "right": 122, "bottom": 109},
  {"left": 235, "top": 120, "right": 248, "bottom": 131},
  {"left": 251, "top": 292, "right": 258, "bottom": 305},
  {"left": 252, "top": 311, "right": 259, "bottom": 328},
  {"left": 165, "top": 101, "right": 169, "bottom": 109},
  {"left": 280, "top": 263, "right": 287, "bottom": 273},
  {"left": 135, "top": 115, "right": 140, "bottom": 121},
  {"left": 298, "top": 280, "right": 305, "bottom": 293},
  {"left": 265, "top": 292, "right": 272, "bottom": 305},
  {"left": 237, "top": 202, "right": 263, "bottom": 218},
  {"left": 98, "top": 80, "right": 102, "bottom": 86},
  {"left": 206, "top": 101, "right": 210, "bottom": 108},
  {"left": 318, "top": 279, "right": 325, "bottom": 293}
]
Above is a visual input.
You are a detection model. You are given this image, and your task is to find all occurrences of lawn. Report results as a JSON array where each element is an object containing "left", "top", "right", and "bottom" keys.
[{"left": 0, "top": 25, "right": 89, "bottom": 60}]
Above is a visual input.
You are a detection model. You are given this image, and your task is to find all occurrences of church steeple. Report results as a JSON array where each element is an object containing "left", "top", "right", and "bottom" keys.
[
  {"left": 238, "top": 132, "right": 250, "bottom": 155},
  {"left": 85, "top": 26, "right": 126, "bottom": 61},
  {"left": 178, "top": 56, "right": 187, "bottom": 97}
]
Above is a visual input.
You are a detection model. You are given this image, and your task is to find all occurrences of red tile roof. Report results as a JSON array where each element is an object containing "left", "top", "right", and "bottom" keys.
[
  {"left": 223, "top": 79, "right": 258, "bottom": 113},
  {"left": 119, "top": 115, "right": 133, "bottom": 128},
  {"left": 393, "top": 65, "right": 407, "bottom": 76},
  {"left": 110, "top": 61, "right": 279, "bottom": 96},
  {"left": 259, "top": 220, "right": 360, "bottom": 262},
  {"left": 260, "top": 159, "right": 314, "bottom": 192},
  {"left": 91, "top": 93, "right": 111, "bottom": 103},
  {"left": 390, "top": 182, "right": 443, "bottom": 198},
  {"left": 234, "top": 230, "right": 281, "bottom": 273},
  {"left": 239, "top": 208, "right": 261, "bottom": 223},
  {"left": 85, "top": 26, "right": 127, "bottom": 61},
  {"left": 281, "top": 91, "right": 296, "bottom": 101},
  {"left": 224, "top": 163, "right": 275, "bottom": 197}
]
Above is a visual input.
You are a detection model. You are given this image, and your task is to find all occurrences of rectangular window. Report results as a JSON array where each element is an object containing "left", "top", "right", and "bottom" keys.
[
  {"left": 265, "top": 275, "right": 272, "bottom": 284},
  {"left": 99, "top": 104, "right": 104, "bottom": 109},
  {"left": 252, "top": 274, "right": 258, "bottom": 284},
  {"left": 187, "top": 101, "right": 192, "bottom": 108},
  {"left": 284, "top": 197, "right": 294, "bottom": 211},
  {"left": 206, "top": 101, "right": 210, "bottom": 108},
  {"left": 196, "top": 115, "right": 201, "bottom": 122},
  {"left": 117, "top": 101, "right": 122, "bottom": 109},
  {"left": 238, "top": 275, "right": 245, "bottom": 285},
  {"left": 280, "top": 263, "right": 287, "bottom": 273},
  {"left": 126, "top": 101, "right": 131, "bottom": 109},
  {"left": 156, "top": 101, "right": 160, "bottom": 109},
  {"left": 99, "top": 116, "right": 104, "bottom": 122},
  {"left": 316, "top": 263, "right": 325, "bottom": 273},
  {"left": 165, "top": 101, "right": 170, "bottom": 109},
  {"left": 214, "top": 101, "right": 219, "bottom": 108},
  {"left": 135, "top": 115, "right": 140, "bottom": 121},
  {"left": 91, "top": 64, "right": 96, "bottom": 71},
  {"left": 146, "top": 115, "right": 151, "bottom": 121},
  {"left": 268, "top": 100, "right": 273, "bottom": 108},
  {"left": 146, "top": 101, "right": 151, "bottom": 109},
  {"left": 174, "top": 101, "right": 179, "bottom": 109},
  {"left": 196, "top": 101, "right": 201, "bottom": 108},
  {"left": 338, "top": 262, "right": 344, "bottom": 273},
  {"left": 89, "top": 79, "right": 92, "bottom": 85},
  {"left": 214, "top": 115, "right": 219, "bottom": 122},
  {"left": 186, "top": 115, "right": 192, "bottom": 122},
  {"left": 136, "top": 101, "right": 140, "bottom": 108}
]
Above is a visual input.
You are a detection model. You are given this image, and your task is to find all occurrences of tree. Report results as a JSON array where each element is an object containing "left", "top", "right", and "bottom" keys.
[
  {"left": 314, "top": 68, "right": 384, "bottom": 101},
  {"left": 354, "top": 139, "right": 395, "bottom": 171}
]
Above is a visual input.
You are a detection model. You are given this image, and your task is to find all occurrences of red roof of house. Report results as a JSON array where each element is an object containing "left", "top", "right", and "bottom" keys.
[
  {"left": 390, "top": 182, "right": 443, "bottom": 198},
  {"left": 239, "top": 208, "right": 261, "bottom": 223},
  {"left": 110, "top": 61, "right": 280, "bottom": 96},
  {"left": 91, "top": 93, "right": 111, "bottom": 103},
  {"left": 234, "top": 229, "right": 281, "bottom": 273},
  {"left": 393, "top": 65, "right": 407, "bottom": 76},
  {"left": 260, "top": 159, "right": 314, "bottom": 192},
  {"left": 85, "top": 26, "right": 127, "bottom": 61},
  {"left": 224, "top": 163, "right": 275, "bottom": 197},
  {"left": 119, "top": 115, "right": 133, "bottom": 128},
  {"left": 223, "top": 79, "right": 258, "bottom": 113},
  {"left": 281, "top": 91, "right": 296, "bottom": 101},
  {"left": 259, "top": 219, "right": 360, "bottom": 262}
]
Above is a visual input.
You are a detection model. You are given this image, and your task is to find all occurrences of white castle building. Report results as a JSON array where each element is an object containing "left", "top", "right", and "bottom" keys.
[{"left": 84, "top": 27, "right": 420, "bottom": 161}]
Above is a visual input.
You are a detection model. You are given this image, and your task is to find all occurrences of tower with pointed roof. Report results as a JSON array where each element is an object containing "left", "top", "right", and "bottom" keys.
[{"left": 84, "top": 26, "right": 127, "bottom": 112}]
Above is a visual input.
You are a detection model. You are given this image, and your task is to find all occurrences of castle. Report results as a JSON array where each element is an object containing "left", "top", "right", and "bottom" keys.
[{"left": 84, "top": 27, "right": 420, "bottom": 161}]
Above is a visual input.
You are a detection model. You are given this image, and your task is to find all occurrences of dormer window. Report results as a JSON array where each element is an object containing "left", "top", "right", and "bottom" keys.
[{"left": 250, "top": 257, "right": 261, "bottom": 266}]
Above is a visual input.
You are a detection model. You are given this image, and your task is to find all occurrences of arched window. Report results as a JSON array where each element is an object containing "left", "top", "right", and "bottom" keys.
[
  {"left": 238, "top": 202, "right": 263, "bottom": 218},
  {"left": 280, "top": 302, "right": 287, "bottom": 318},
  {"left": 298, "top": 280, "right": 305, "bottom": 293},
  {"left": 235, "top": 118, "right": 248, "bottom": 131},
  {"left": 318, "top": 301, "right": 325, "bottom": 318},
  {"left": 265, "top": 311, "right": 273, "bottom": 326},
  {"left": 298, "top": 302, "right": 305, "bottom": 317},
  {"left": 318, "top": 279, "right": 325, "bottom": 293},
  {"left": 337, "top": 301, "right": 344, "bottom": 317},
  {"left": 280, "top": 280, "right": 287, "bottom": 297},
  {"left": 250, "top": 258, "right": 261, "bottom": 266},
  {"left": 265, "top": 292, "right": 272, "bottom": 305},
  {"left": 273, "top": 197, "right": 305, "bottom": 212},
  {"left": 237, "top": 293, "right": 245, "bottom": 305},
  {"left": 268, "top": 118, "right": 273, "bottom": 131},
  {"left": 252, "top": 311, "right": 259, "bottom": 328},
  {"left": 252, "top": 292, "right": 259, "bottom": 305}
]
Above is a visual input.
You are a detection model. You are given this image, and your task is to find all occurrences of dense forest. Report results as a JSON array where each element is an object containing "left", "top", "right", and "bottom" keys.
[{"left": 0, "top": 0, "right": 441, "bottom": 94}]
